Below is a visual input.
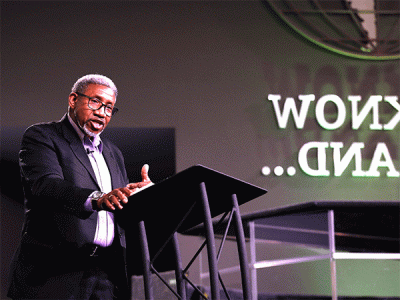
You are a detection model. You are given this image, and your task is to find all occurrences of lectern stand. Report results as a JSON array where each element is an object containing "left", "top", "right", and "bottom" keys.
[{"left": 125, "top": 165, "right": 267, "bottom": 300}]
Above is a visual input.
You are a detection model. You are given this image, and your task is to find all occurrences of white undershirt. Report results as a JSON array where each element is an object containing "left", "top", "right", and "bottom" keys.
[{"left": 68, "top": 114, "right": 115, "bottom": 247}]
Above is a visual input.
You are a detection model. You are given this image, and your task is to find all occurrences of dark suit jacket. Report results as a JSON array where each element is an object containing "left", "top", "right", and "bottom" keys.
[{"left": 8, "top": 115, "right": 130, "bottom": 299}]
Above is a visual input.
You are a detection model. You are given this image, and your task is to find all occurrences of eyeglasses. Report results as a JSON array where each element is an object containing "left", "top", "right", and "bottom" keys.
[{"left": 75, "top": 92, "right": 119, "bottom": 117}]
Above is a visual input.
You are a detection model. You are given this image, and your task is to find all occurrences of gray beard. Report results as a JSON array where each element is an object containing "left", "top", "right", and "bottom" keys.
[
  {"left": 82, "top": 122, "right": 103, "bottom": 137},
  {"left": 74, "top": 109, "right": 102, "bottom": 137}
]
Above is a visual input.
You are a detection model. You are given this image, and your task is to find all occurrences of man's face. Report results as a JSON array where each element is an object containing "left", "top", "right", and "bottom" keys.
[{"left": 69, "top": 84, "right": 116, "bottom": 137}]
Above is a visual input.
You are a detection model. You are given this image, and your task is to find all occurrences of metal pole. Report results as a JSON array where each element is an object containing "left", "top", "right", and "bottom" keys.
[
  {"left": 199, "top": 182, "right": 220, "bottom": 300},
  {"left": 138, "top": 221, "right": 153, "bottom": 300},
  {"left": 249, "top": 221, "right": 258, "bottom": 300},
  {"left": 172, "top": 232, "right": 187, "bottom": 300},
  {"left": 328, "top": 210, "right": 338, "bottom": 300},
  {"left": 231, "top": 194, "right": 252, "bottom": 300}
]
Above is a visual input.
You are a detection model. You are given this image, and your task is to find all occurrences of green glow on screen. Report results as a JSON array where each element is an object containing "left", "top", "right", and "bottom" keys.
[{"left": 264, "top": 1, "right": 400, "bottom": 61}]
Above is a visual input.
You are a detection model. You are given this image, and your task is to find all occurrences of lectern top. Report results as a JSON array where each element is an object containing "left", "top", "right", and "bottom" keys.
[{"left": 124, "top": 164, "right": 267, "bottom": 232}]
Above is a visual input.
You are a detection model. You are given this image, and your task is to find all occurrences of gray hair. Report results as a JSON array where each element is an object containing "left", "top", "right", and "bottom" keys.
[{"left": 71, "top": 74, "right": 118, "bottom": 98}]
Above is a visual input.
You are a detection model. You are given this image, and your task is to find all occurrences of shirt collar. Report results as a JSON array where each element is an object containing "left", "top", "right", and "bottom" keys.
[{"left": 67, "top": 114, "right": 103, "bottom": 153}]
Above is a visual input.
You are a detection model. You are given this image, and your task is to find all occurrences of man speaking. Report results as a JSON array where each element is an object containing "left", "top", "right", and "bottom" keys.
[{"left": 8, "top": 74, "right": 151, "bottom": 299}]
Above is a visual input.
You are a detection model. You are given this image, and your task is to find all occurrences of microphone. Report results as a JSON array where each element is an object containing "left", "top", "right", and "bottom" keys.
[{"left": 86, "top": 148, "right": 94, "bottom": 155}]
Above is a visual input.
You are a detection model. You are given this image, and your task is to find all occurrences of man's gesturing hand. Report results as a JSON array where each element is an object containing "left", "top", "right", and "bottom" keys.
[
  {"left": 95, "top": 164, "right": 153, "bottom": 211},
  {"left": 126, "top": 164, "right": 153, "bottom": 195}
]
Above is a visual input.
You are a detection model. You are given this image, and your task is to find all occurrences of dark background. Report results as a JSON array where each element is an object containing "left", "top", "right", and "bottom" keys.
[{"left": 1, "top": 1, "right": 399, "bottom": 298}]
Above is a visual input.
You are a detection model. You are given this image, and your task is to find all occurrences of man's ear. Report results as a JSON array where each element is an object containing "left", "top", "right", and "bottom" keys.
[{"left": 68, "top": 93, "right": 78, "bottom": 110}]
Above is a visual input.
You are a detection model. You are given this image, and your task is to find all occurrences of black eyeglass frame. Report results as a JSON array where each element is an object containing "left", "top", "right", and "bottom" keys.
[{"left": 75, "top": 92, "right": 119, "bottom": 117}]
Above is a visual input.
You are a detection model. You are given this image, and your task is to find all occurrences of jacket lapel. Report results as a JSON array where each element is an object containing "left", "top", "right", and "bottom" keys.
[{"left": 60, "top": 115, "right": 100, "bottom": 190}]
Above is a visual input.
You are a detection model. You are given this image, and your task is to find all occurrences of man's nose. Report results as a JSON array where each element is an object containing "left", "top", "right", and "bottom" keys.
[{"left": 94, "top": 106, "right": 106, "bottom": 117}]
